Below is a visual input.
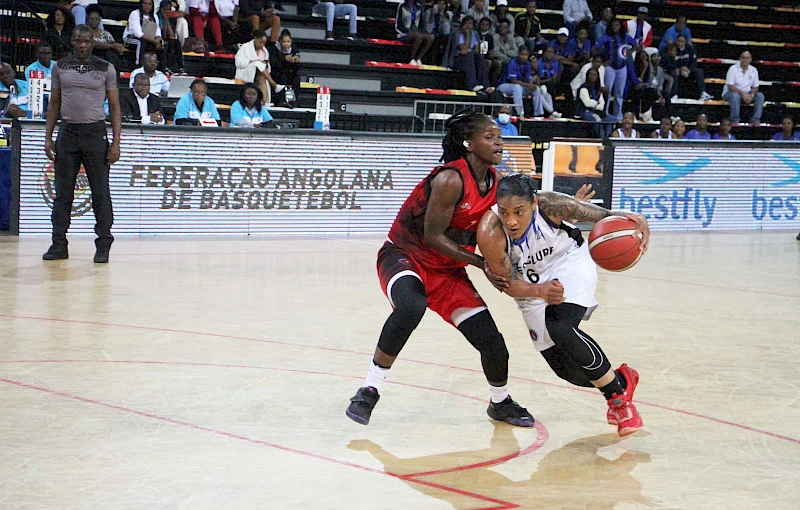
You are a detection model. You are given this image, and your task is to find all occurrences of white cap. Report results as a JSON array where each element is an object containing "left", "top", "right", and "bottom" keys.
[
  {"left": 496, "top": 0, "right": 508, "bottom": 5},
  {"left": 557, "top": 27, "right": 569, "bottom": 36},
  {"left": 638, "top": 6, "right": 649, "bottom": 14}
]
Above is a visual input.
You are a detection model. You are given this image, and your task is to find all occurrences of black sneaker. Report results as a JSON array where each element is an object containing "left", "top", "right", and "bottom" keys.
[
  {"left": 93, "top": 248, "right": 110, "bottom": 264},
  {"left": 487, "top": 396, "right": 534, "bottom": 427},
  {"left": 42, "top": 244, "right": 68, "bottom": 260},
  {"left": 346, "top": 386, "right": 380, "bottom": 425},
  {"left": 325, "top": 31, "right": 335, "bottom": 41}
]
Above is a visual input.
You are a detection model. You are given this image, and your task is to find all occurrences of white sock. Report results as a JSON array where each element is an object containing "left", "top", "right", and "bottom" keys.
[
  {"left": 275, "top": 84, "right": 285, "bottom": 93},
  {"left": 489, "top": 384, "right": 509, "bottom": 404},
  {"left": 364, "top": 360, "right": 390, "bottom": 391}
]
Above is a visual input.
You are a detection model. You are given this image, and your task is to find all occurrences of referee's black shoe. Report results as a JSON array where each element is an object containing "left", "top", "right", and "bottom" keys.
[
  {"left": 346, "top": 386, "right": 380, "bottom": 425},
  {"left": 487, "top": 396, "right": 535, "bottom": 427},
  {"left": 42, "top": 244, "right": 68, "bottom": 260},
  {"left": 94, "top": 247, "right": 110, "bottom": 264}
]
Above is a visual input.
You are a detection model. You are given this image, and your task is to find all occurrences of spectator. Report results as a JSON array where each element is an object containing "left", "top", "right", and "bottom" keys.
[
  {"left": 595, "top": 18, "right": 634, "bottom": 120},
  {"left": 490, "top": 0, "right": 514, "bottom": 35},
  {"left": 659, "top": 14, "right": 691, "bottom": 52},
  {"left": 396, "top": 0, "right": 433, "bottom": 65},
  {"left": 188, "top": 0, "right": 224, "bottom": 50},
  {"left": 610, "top": 111, "right": 639, "bottom": 138},
  {"left": 549, "top": 28, "right": 577, "bottom": 116},
  {"left": 672, "top": 118, "right": 686, "bottom": 138},
  {"left": 157, "top": 0, "right": 189, "bottom": 48},
  {"left": 771, "top": 116, "right": 800, "bottom": 141},
  {"left": 492, "top": 19, "right": 522, "bottom": 67},
  {"left": 531, "top": 67, "right": 557, "bottom": 117},
  {"left": 575, "top": 66, "right": 613, "bottom": 137},
  {"left": 453, "top": 16, "right": 492, "bottom": 92},
  {"left": 722, "top": 51, "right": 764, "bottom": 126},
  {"left": 238, "top": 0, "right": 280, "bottom": 42},
  {"left": 568, "top": 26, "right": 592, "bottom": 68},
  {"left": 426, "top": 0, "right": 454, "bottom": 38},
  {"left": 562, "top": 0, "right": 591, "bottom": 37},
  {"left": 649, "top": 52, "right": 672, "bottom": 118},
  {"left": 627, "top": 50, "right": 656, "bottom": 121},
  {"left": 45, "top": 7, "right": 75, "bottom": 59},
  {"left": 495, "top": 105, "right": 518, "bottom": 136},
  {"left": 685, "top": 113, "right": 711, "bottom": 139},
  {"left": 157, "top": 0, "right": 186, "bottom": 73},
  {"left": 124, "top": 0, "right": 164, "bottom": 64},
  {"left": 215, "top": 0, "right": 242, "bottom": 44},
  {"left": 120, "top": 73, "right": 165, "bottom": 124},
  {"left": 571, "top": 54, "right": 605, "bottom": 103},
  {"left": 230, "top": 83, "right": 274, "bottom": 127},
  {"left": 174, "top": 79, "right": 221, "bottom": 125},
  {"left": 235, "top": 30, "right": 277, "bottom": 104},
  {"left": 651, "top": 117, "right": 675, "bottom": 138},
  {"left": 25, "top": 42, "right": 56, "bottom": 79},
  {"left": 86, "top": 5, "right": 126, "bottom": 73},
  {"left": 515, "top": 0, "right": 547, "bottom": 54},
  {"left": 466, "top": 0, "right": 489, "bottom": 23},
  {"left": 537, "top": 45, "right": 560, "bottom": 89},
  {"left": 0, "top": 62, "right": 28, "bottom": 119},
  {"left": 269, "top": 29, "right": 301, "bottom": 107},
  {"left": 626, "top": 6, "right": 652, "bottom": 47},
  {"left": 130, "top": 52, "right": 170, "bottom": 96},
  {"left": 497, "top": 47, "right": 536, "bottom": 116},
  {"left": 594, "top": 7, "right": 612, "bottom": 44},
  {"left": 713, "top": 117, "right": 736, "bottom": 140},
  {"left": 58, "top": 0, "right": 99, "bottom": 26},
  {"left": 478, "top": 17, "right": 501, "bottom": 85},
  {"left": 671, "top": 35, "right": 711, "bottom": 100},
  {"left": 314, "top": 1, "right": 357, "bottom": 41}
]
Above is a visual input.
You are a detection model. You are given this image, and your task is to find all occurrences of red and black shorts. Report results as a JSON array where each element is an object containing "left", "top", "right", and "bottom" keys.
[{"left": 377, "top": 241, "right": 487, "bottom": 327}]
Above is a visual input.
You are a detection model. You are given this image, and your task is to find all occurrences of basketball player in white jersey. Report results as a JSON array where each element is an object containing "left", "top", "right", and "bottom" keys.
[
  {"left": 610, "top": 111, "right": 638, "bottom": 138},
  {"left": 476, "top": 174, "right": 650, "bottom": 436},
  {"left": 651, "top": 116, "right": 674, "bottom": 139}
]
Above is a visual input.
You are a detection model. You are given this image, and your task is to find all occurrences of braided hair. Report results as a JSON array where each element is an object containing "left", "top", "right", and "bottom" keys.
[
  {"left": 440, "top": 109, "right": 495, "bottom": 163},
  {"left": 496, "top": 173, "right": 537, "bottom": 203}
]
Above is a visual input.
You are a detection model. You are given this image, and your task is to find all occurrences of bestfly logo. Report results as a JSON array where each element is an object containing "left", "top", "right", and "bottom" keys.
[
  {"left": 771, "top": 154, "right": 800, "bottom": 187},
  {"left": 638, "top": 152, "right": 712, "bottom": 185}
]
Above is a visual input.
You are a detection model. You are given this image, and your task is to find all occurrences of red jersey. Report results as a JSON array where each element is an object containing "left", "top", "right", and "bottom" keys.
[{"left": 387, "top": 157, "right": 498, "bottom": 270}]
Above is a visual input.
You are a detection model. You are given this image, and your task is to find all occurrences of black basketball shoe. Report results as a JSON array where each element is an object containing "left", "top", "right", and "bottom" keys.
[
  {"left": 42, "top": 244, "right": 68, "bottom": 260},
  {"left": 487, "top": 396, "right": 535, "bottom": 427},
  {"left": 346, "top": 386, "right": 380, "bottom": 425}
]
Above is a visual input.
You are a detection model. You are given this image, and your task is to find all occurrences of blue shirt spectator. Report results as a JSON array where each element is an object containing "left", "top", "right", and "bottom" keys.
[
  {"left": 0, "top": 62, "right": 29, "bottom": 117},
  {"left": 772, "top": 131, "right": 800, "bottom": 141},
  {"left": 24, "top": 59, "right": 55, "bottom": 79},
  {"left": 712, "top": 133, "right": 736, "bottom": 140},
  {"left": 174, "top": 81, "right": 221, "bottom": 124},
  {"left": 230, "top": 85, "right": 274, "bottom": 128},
  {"left": 684, "top": 129, "right": 712, "bottom": 140},
  {"left": 537, "top": 53, "right": 560, "bottom": 82},
  {"left": 659, "top": 16, "right": 692, "bottom": 51},
  {"left": 595, "top": 33, "right": 636, "bottom": 70},
  {"left": 502, "top": 57, "right": 533, "bottom": 84},
  {"left": 550, "top": 37, "right": 572, "bottom": 59},
  {"left": 496, "top": 108, "right": 518, "bottom": 135},
  {"left": 567, "top": 36, "right": 592, "bottom": 66}
]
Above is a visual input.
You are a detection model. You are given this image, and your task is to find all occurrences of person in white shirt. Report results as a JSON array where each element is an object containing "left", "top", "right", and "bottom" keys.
[
  {"left": 121, "top": 73, "right": 166, "bottom": 124},
  {"left": 562, "top": 0, "right": 591, "bottom": 36},
  {"left": 722, "top": 51, "right": 764, "bottom": 125},
  {"left": 123, "top": 0, "right": 163, "bottom": 64},
  {"left": 129, "top": 52, "right": 171, "bottom": 96},
  {"left": 570, "top": 54, "right": 605, "bottom": 103},
  {"left": 157, "top": 0, "right": 189, "bottom": 47}
]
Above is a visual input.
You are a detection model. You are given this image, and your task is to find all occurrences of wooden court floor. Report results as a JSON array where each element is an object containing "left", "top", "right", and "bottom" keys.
[{"left": 1, "top": 231, "right": 798, "bottom": 509}]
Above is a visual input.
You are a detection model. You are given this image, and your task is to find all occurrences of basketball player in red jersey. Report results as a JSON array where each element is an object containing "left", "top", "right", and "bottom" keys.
[{"left": 346, "top": 111, "right": 535, "bottom": 427}]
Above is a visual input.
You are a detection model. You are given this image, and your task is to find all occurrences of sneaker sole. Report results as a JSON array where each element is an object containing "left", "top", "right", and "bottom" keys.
[
  {"left": 345, "top": 408, "right": 370, "bottom": 425},
  {"left": 487, "top": 408, "right": 535, "bottom": 427}
]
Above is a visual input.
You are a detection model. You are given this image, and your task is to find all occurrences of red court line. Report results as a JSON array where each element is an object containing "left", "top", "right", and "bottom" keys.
[
  {"left": 0, "top": 361, "right": 550, "bottom": 510},
  {"left": 1, "top": 313, "right": 798, "bottom": 446}
]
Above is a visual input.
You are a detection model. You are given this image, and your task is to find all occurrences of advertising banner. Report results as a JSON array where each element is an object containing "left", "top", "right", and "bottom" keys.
[
  {"left": 611, "top": 142, "right": 800, "bottom": 231},
  {"left": 16, "top": 123, "right": 533, "bottom": 236}
]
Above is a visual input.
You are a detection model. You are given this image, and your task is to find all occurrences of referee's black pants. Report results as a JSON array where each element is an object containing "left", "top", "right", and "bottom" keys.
[{"left": 52, "top": 121, "right": 114, "bottom": 249}]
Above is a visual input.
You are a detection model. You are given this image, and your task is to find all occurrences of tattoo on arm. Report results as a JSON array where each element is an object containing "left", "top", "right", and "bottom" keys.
[
  {"left": 487, "top": 214, "right": 516, "bottom": 279},
  {"left": 537, "top": 191, "right": 615, "bottom": 223}
]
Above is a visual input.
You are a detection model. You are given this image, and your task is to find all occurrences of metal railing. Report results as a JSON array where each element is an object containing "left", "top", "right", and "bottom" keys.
[{"left": 412, "top": 100, "right": 512, "bottom": 134}]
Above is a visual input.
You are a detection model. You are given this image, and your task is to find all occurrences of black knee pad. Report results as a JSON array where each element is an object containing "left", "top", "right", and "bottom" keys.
[
  {"left": 540, "top": 347, "right": 594, "bottom": 388},
  {"left": 458, "top": 311, "right": 509, "bottom": 383},
  {"left": 377, "top": 276, "right": 427, "bottom": 357},
  {"left": 544, "top": 303, "right": 611, "bottom": 381}
]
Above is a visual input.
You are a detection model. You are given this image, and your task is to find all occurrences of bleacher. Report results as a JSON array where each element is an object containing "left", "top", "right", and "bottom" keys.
[{"left": 2, "top": 0, "right": 800, "bottom": 138}]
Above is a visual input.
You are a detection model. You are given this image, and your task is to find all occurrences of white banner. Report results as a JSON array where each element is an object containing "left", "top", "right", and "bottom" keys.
[
  {"left": 611, "top": 143, "right": 800, "bottom": 231},
  {"left": 17, "top": 124, "right": 533, "bottom": 236}
]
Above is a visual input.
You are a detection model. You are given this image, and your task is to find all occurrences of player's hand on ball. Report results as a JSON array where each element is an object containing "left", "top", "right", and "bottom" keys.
[
  {"left": 574, "top": 184, "right": 596, "bottom": 203},
  {"left": 541, "top": 280, "right": 564, "bottom": 304},
  {"left": 626, "top": 213, "right": 650, "bottom": 254},
  {"left": 483, "top": 260, "right": 509, "bottom": 292}
]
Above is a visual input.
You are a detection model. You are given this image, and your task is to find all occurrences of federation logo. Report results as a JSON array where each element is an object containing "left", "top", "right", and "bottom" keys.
[
  {"left": 529, "top": 329, "right": 538, "bottom": 342},
  {"left": 397, "top": 258, "right": 413, "bottom": 266},
  {"left": 39, "top": 162, "right": 94, "bottom": 217}
]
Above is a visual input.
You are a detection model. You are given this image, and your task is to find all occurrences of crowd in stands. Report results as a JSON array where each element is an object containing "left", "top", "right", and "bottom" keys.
[{"left": 1, "top": 0, "right": 798, "bottom": 141}]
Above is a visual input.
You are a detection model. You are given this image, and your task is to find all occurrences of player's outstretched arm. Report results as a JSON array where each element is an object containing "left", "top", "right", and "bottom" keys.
[
  {"left": 537, "top": 191, "right": 650, "bottom": 253},
  {"left": 477, "top": 211, "right": 564, "bottom": 302}
]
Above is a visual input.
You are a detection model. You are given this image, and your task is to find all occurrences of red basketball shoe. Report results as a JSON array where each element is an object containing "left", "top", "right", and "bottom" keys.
[
  {"left": 607, "top": 363, "right": 639, "bottom": 425},
  {"left": 607, "top": 393, "right": 643, "bottom": 437}
]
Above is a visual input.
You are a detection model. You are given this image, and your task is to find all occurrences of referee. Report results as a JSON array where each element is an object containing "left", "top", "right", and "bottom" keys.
[{"left": 42, "top": 24, "right": 121, "bottom": 264}]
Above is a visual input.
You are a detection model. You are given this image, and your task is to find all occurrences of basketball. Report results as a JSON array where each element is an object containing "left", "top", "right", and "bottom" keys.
[{"left": 588, "top": 216, "right": 644, "bottom": 272}]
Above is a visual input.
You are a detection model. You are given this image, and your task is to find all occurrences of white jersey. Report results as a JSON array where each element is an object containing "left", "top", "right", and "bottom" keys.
[{"left": 491, "top": 204, "right": 599, "bottom": 351}]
